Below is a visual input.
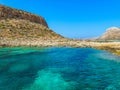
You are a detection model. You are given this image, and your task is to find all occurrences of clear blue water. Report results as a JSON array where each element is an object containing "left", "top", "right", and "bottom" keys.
[{"left": 0, "top": 47, "right": 120, "bottom": 90}]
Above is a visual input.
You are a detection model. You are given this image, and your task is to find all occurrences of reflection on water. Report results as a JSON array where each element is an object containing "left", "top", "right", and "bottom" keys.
[{"left": 0, "top": 47, "right": 120, "bottom": 90}]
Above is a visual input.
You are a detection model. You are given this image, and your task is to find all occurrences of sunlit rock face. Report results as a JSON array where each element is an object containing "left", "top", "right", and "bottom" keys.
[
  {"left": 0, "top": 4, "right": 48, "bottom": 27},
  {"left": 99, "top": 27, "right": 120, "bottom": 40},
  {"left": 0, "top": 19, "right": 63, "bottom": 39},
  {"left": 0, "top": 5, "right": 64, "bottom": 43}
]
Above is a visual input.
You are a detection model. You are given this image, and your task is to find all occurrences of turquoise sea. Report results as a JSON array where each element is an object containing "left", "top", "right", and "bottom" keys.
[{"left": 0, "top": 47, "right": 120, "bottom": 90}]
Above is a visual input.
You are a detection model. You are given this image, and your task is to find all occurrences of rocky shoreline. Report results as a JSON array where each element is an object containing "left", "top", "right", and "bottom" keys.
[
  {"left": 0, "top": 4, "right": 119, "bottom": 56},
  {"left": 0, "top": 38, "right": 120, "bottom": 56}
]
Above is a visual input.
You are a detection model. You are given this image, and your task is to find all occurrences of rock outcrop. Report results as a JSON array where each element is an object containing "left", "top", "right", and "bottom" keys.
[
  {"left": 0, "top": 19, "right": 63, "bottom": 40},
  {"left": 0, "top": 5, "right": 63, "bottom": 41},
  {"left": 0, "top": 4, "right": 48, "bottom": 27},
  {"left": 99, "top": 27, "right": 120, "bottom": 40}
]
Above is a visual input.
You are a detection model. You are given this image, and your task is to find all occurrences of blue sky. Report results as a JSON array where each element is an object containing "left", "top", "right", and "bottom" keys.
[{"left": 1, "top": 0, "right": 120, "bottom": 38}]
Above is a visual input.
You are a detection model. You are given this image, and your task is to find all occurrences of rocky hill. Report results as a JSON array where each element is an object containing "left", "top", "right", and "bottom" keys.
[
  {"left": 0, "top": 19, "right": 63, "bottom": 40},
  {"left": 99, "top": 27, "right": 120, "bottom": 40},
  {"left": 0, "top": 5, "right": 63, "bottom": 43},
  {"left": 0, "top": 4, "right": 48, "bottom": 27}
]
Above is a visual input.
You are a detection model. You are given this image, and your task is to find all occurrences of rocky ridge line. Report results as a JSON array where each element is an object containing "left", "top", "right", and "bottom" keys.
[{"left": 0, "top": 4, "right": 48, "bottom": 27}]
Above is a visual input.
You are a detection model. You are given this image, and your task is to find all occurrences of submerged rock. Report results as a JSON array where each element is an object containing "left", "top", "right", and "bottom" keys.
[
  {"left": 105, "top": 85, "right": 117, "bottom": 90},
  {"left": 22, "top": 70, "right": 75, "bottom": 90}
]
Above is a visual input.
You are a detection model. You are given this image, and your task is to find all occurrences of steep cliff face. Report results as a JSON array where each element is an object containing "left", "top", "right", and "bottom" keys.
[
  {"left": 0, "top": 5, "right": 64, "bottom": 42},
  {"left": 99, "top": 27, "right": 120, "bottom": 40},
  {"left": 0, "top": 4, "right": 48, "bottom": 27}
]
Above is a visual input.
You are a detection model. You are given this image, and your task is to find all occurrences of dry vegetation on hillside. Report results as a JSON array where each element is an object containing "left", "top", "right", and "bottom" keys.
[
  {"left": 0, "top": 19, "right": 63, "bottom": 40},
  {"left": 0, "top": 4, "right": 48, "bottom": 27}
]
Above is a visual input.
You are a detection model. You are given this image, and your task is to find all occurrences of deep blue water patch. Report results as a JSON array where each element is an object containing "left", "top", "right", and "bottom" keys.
[{"left": 0, "top": 47, "right": 120, "bottom": 90}]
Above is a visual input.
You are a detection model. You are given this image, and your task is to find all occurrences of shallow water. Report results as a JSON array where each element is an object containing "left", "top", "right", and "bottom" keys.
[{"left": 0, "top": 47, "right": 120, "bottom": 90}]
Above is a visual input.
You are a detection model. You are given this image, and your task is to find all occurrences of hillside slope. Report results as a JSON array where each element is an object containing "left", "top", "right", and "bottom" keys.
[
  {"left": 0, "top": 5, "right": 64, "bottom": 44},
  {"left": 0, "top": 4, "right": 48, "bottom": 27},
  {"left": 0, "top": 19, "right": 63, "bottom": 40},
  {"left": 99, "top": 27, "right": 120, "bottom": 40}
]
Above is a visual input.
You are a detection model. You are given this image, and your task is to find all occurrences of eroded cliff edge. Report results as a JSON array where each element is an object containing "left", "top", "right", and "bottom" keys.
[
  {"left": 0, "top": 4, "right": 64, "bottom": 43},
  {"left": 0, "top": 4, "right": 48, "bottom": 27}
]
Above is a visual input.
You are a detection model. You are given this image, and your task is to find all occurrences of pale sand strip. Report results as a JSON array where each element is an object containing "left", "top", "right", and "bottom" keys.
[{"left": 0, "top": 38, "right": 120, "bottom": 55}]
